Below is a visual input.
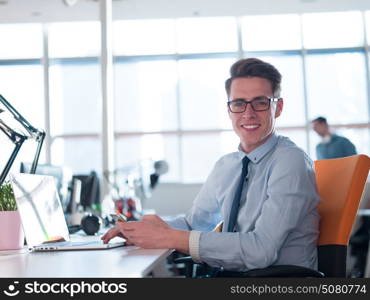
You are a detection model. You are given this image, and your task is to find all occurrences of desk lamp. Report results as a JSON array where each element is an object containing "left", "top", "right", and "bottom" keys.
[{"left": 0, "top": 94, "right": 45, "bottom": 186}]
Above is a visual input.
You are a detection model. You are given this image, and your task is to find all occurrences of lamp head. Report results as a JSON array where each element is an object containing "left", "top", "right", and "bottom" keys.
[
  {"left": 154, "top": 160, "right": 169, "bottom": 175},
  {"left": 0, "top": 95, "right": 45, "bottom": 185}
]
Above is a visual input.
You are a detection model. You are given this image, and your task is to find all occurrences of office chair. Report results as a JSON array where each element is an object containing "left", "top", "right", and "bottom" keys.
[{"left": 174, "top": 154, "right": 370, "bottom": 278}]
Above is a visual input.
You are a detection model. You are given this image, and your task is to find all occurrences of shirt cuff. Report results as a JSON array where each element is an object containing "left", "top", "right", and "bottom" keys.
[{"left": 189, "top": 231, "right": 202, "bottom": 263}]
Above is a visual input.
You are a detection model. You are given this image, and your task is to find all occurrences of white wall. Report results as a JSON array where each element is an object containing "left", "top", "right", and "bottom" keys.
[{"left": 1, "top": 0, "right": 370, "bottom": 24}]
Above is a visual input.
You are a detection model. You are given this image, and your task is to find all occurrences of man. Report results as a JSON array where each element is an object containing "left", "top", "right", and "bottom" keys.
[
  {"left": 102, "top": 58, "right": 320, "bottom": 272},
  {"left": 311, "top": 116, "right": 357, "bottom": 160}
]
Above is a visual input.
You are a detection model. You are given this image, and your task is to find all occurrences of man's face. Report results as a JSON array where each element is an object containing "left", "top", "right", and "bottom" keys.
[
  {"left": 228, "top": 77, "right": 283, "bottom": 153},
  {"left": 312, "top": 121, "right": 328, "bottom": 137}
]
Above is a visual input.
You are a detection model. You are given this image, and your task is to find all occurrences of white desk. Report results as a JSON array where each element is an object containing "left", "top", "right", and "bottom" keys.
[{"left": 0, "top": 244, "right": 172, "bottom": 278}]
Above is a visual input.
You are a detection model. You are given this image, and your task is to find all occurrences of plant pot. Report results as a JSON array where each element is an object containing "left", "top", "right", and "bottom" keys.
[{"left": 0, "top": 211, "right": 25, "bottom": 250}]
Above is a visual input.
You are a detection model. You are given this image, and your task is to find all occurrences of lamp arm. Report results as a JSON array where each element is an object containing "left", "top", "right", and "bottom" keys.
[
  {"left": 0, "top": 94, "right": 46, "bottom": 184},
  {"left": 0, "top": 119, "right": 28, "bottom": 186},
  {"left": 0, "top": 119, "right": 27, "bottom": 143},
  {"left": 30, "top": 130, "right": 45, "bottom": 174},
  {"left": 0, "top": 94, "right": 41, "bottom": 139},
  {"left": 0, "top": 134, "right": 27, "bottom": 186}
]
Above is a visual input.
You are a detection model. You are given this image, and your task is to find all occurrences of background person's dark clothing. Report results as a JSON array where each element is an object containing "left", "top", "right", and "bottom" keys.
[{"left": 316, "top": 134, "right": 357, "bottom": 160}]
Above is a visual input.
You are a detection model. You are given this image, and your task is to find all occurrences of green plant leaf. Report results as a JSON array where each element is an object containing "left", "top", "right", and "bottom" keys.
[{"left": 0, "top": 182, "right": 17, "bottom": 211}]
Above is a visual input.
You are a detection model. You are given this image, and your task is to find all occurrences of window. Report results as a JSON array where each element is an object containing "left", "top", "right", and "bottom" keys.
[
  {"left": 48, "top": 22, "right": 100, "bottom": 58},
  {"left": 302, "top": 11, "right": 364, "bottom": 49},
  {"left": 242, "top": 14, "right": 301, "bottom": 51},
  {"left": 366, "top": 11, "right": 370, "bottom": 44},
  {"left": 305, "top": 52, "right": 368, "bottom": 124},
  {"left": 51, "top": 137, "right": 101, "bottom": 174},
  {"left": 0, "top": 23, "right": 44, "bottom": 174},
  {"left": 49, "top": 60, "right": 101, "bottom": 135},
  {"left": 0, "top": 64, "right": 44, "bottom": 130},
  {"left": 0, "top": 23, "right": 43, "bottom": 59},
  {"left": 49, "top": 59, "right": 101, "bottom": 173},
  {"left": 115, "top": 134, "right": 180, "bottom": 182},
  {"left": 4, "top": 11, "right": 370, "bottom": 184},
  {"left": 178, "top": 57, "right": 235, "bottom": 130},
  {"left": 176, "top": 17, "right": 238, "bottom": 53},
  {"left": 48, "top": 22, "right": 101, "bottom": 174},
  {"left": 0, "top": 63, "right": 45, "bottom": 168},
  {"left": 255, "top": 54, "right": 305, "bottom": 127},
  {"left": 280, "top": 129, "right": 308, "bottom": 154},
  {"left": 110, "top": 12, "right": 370, "bottom": 182},
  {"left": 335, "top": 128, "right": 370, "bottom": 155},
  {"left": 114, "top": 59, "right": 178, "bottom": 132},
  {"left": 182, "top": 133, "right": 223, "bottom": 183},
  {"left": 113, "top": 19, "right": 176, "bottom": 55}
]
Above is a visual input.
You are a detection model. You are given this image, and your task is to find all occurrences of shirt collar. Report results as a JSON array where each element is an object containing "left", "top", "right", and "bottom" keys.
[{"left": 237, "top": 132, "right": 279, "bottom": 164}]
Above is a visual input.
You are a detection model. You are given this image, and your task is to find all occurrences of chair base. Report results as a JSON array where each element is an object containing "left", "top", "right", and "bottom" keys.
[{"left": 217, "top": 265, "right": 324, "bottom": 278}]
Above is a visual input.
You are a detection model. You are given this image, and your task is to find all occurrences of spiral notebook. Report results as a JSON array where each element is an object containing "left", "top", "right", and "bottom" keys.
[{"left": 9, "top": 173, "right": 125, "bottom": 251}]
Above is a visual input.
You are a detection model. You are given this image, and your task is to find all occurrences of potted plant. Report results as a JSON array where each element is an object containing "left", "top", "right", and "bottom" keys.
[{"left": 0, "top": 182, "right": 24, "bottom": 250}]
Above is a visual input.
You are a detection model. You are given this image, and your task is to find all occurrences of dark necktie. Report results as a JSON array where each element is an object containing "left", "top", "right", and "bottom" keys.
[{"left": 227, "top": 156, "right": 250, "bottom": 232}]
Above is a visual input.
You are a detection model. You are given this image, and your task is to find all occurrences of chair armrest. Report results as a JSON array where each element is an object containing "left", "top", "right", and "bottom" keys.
[
  {"left": 173, "top": 255, "right": 197, "bottom": 277},
  {"left": 217, "top": 265, "right": 324, "bottom": 278},
  {"left": 173, "top": 256, "right": 193, "bottom": 264}
]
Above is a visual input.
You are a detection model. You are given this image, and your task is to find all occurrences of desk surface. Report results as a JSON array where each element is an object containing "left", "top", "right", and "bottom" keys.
[{"left": 0, "top": 241, "right": 172, "bottom": 278}]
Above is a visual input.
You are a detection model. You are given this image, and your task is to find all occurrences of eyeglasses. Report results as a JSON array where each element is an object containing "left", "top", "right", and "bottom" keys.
[{"left": 227, "top": 97, "right": 280, "bottom": 113}]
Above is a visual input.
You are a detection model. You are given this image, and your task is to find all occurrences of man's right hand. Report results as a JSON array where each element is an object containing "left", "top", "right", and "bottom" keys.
[{"left": 101, "top": 225, "right": 134, "bottom": 245}]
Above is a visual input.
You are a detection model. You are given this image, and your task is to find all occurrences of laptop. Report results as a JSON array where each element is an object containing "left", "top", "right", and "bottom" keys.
[{"left": 10, "top": 173, "right": 125, "bottom": 251}]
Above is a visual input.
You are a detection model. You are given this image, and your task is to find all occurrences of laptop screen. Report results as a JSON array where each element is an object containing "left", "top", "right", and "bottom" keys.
[{"left": 10, "top": 173, "right": 70, "bottom": 247}]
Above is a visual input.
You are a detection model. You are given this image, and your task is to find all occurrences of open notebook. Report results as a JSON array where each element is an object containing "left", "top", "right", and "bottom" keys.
[{"left": 10, "top": 173, "right": 125, "bottom": 251}]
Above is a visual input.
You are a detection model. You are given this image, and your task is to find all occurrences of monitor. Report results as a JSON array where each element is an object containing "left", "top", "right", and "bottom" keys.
[{"left": 19, "top": 162, "right": 69, "bottom": 210}]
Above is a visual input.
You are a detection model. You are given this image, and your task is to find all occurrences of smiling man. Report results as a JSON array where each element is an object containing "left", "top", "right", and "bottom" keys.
[
  {"left": 102, "top": 58, "right": 320, "bottom": 273},
  {"left": 227, "top": 76, "right": 282, "bottom": 152}
]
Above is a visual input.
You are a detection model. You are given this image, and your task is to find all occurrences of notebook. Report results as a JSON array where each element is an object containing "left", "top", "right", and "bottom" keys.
[{"left": 9, "top": 173, "right": 125, "bottom": 251}]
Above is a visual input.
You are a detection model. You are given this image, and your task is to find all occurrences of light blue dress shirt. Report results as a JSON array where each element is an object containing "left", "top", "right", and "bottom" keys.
[{"left": 168, "top": 133, "right": 320, "bottom": 271}]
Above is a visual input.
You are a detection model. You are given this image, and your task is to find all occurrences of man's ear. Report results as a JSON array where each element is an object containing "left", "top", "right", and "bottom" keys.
[{"left": 274, "top": 98, "right": 283, "bottom": 118}]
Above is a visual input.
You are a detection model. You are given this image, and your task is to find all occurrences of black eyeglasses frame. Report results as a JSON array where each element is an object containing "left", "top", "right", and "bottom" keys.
[{"left": 227, "top": 97, "right": 281, "bottom": 113}]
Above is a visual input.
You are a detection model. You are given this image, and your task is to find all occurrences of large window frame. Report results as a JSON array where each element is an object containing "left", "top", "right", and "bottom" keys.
[{"left": 1, "top": 11, "right": 370, "bottom": 183}]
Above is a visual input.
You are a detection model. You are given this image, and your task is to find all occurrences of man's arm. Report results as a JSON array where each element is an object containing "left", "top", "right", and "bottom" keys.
[
  {"left": 316, "top": 144, "right": 324, "bottom": 160},
  {"left": 102, "top": 214, "right": 191, "bottom": 253},
  {"left": 342, "top": 138, "right": 357, "bottom": 156},
  {"left": 196, "top": 149, "right": 320, "bottom": 271},
  {"left": 102, "top": 157, "right": 226, "bottom": 252}
]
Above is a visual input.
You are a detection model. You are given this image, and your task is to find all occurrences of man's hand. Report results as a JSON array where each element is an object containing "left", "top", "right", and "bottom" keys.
[
  {"left": 141, "top": 214, "right": 170, "bottom": 228},
  {"left": 101, "top": 214, "right": 190, "bottom": 253},
  {"left": 101, "top": 225, "right": 135, "bottom": 245}
]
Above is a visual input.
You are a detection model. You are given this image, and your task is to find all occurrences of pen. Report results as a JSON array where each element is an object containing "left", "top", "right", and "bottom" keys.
[{"left": 111, "top": 213, "right": 127, "bottom": 223}]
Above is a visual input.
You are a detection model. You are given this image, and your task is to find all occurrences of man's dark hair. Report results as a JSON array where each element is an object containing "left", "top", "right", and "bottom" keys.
[
  {"left": 312, "top": 116, "right": 327, "bottom": 124},
  {"left": 225, "top": 58, "right": 282, "bottom": 98}
]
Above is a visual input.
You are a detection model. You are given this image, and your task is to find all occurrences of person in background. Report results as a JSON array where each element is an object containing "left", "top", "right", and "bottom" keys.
[
  {"left": 102, "top": 58, "right": 320, "bottom": 273},
  {"left": 311, "top": 116, "right": 357, "bottom": 160}
]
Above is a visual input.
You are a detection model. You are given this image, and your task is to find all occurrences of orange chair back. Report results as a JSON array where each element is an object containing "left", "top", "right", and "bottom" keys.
[{"left": 315, "top": 154, "right": 370, "bottom": 246}]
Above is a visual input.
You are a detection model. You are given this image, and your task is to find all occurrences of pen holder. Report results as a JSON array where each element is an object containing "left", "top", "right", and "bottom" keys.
[{"left": 0, "top": 211, "right": 24, "bottom": 250}]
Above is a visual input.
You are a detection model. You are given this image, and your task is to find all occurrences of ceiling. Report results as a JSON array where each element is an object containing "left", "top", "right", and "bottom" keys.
[{"left": 1, "top": 0, "right": 370, "bottom": 23}]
